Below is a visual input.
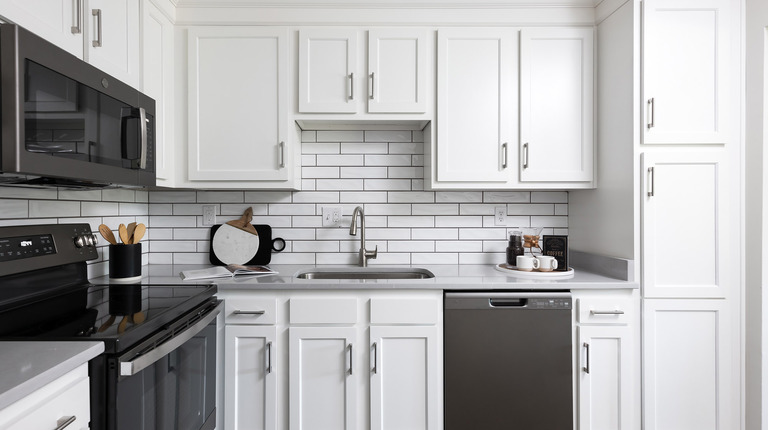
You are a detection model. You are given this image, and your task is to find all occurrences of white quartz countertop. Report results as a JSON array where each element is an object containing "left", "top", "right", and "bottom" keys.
[
  {"left": 92, "top": 263, "right": 637, "bottom": 290},
  {"left": 0, "top": 341, "right": 104, "bottom": 411}
]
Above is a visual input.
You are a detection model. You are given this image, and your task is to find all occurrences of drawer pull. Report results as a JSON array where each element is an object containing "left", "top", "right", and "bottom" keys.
[
  {"left": 55, "top": 416, "right": 77, "bottom": 430},
  {"left": 233, "top": 310, "right": 266, "bottom": 315},
  {"left": 590, "top": 310, "right": 625, "bottom": 315}
]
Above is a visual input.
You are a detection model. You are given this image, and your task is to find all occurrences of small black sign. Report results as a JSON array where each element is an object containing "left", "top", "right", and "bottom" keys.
[{"left": 542, "top": 235, "right": 568, "bottom": 271}]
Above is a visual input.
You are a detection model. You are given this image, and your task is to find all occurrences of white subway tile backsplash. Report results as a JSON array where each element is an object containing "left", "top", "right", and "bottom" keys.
[
  {"left": 81, "top": 202, "right": 119, "bottom": 217},
  {"left": 317, "top": 155, "right": 364, "bottom": 166},
  {"left": 341, "top": 166, "right": 388, "bottom": 178},
  {"left": 29, "top": 200, "right": 80, "bottom": 218},
  {"left": 317, "top": 130, "right": 364, "bottom": 142},
  {"left": 531, "top": 191, "right": 568, "bottom": 203},
  {"left": 0, "top": 200, "right": 29, "bottom": 218},
  {"left": 303, "top": 167, "right": 341, "bottom": 178},
  {"left": 341, "top": 142, "right": 388, "bottom": 154},
  {"left": 365, "top": 154, "right": 412, "bottom": 166},
  {"left": 365, "top": 130, "right": 411, "bottom": 142},
  {"left": 0, "top": 129, "right": 571, "bottom": 267}
]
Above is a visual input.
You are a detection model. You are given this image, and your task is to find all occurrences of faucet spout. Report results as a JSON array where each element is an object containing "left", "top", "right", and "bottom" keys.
[{"left": 349, "top": 206, "right": 377, "bottom": 267}]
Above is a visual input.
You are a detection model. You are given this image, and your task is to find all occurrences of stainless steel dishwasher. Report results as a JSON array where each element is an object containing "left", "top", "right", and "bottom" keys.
[{"left": 444, "top": 291, "right": 573, "bottom": 430}]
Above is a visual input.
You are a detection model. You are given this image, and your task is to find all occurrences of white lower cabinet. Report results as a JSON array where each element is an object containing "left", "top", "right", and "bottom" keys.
[
  {"left": 574, "top": 290, "right": 636, "bottom": 430},
  {"left": 225, "top": 325, "right": 278, "bottom": 430},
  {"left": 220, "top": 290, "right": 442, "bottom": 430},
  {"left": 289, "top": 327, "right": 358, "bottom": 430},
  {"left": 642, "top": 299, "right": 733, "bottom": 430},
  {"left": 370, "top": 325, "right": 438, "bottom": 430},
  {"left": 0, "top": 364, "right": 90, "bottom": 430}
]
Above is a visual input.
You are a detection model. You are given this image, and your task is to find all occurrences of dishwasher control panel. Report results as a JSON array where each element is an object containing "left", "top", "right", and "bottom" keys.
[{"left": 528, "top": 297, "right": 571, "bottom": 309}]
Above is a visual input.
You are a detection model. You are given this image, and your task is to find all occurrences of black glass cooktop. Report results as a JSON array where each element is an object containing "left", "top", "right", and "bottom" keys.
[{"left": 0, "top": 282, "right": 217, "bottom": 353}]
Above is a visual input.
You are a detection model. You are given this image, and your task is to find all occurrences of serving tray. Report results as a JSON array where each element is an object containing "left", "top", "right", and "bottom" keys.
[{"left": 495, "top": 263, "right": 575, "bottom": 279}]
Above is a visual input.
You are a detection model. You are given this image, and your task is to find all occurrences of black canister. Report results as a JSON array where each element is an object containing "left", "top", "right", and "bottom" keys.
[
  {"left": 506, "top": 234, "right": 524, "bottom": 266},
  {"left": 109, "top": 243, "right": 142, "bottom": 281}
]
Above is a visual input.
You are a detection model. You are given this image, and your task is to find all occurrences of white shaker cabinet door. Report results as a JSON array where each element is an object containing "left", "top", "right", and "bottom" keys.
[
  {"left": 0, "top": 0, "right": 83, "bottom": 57},
  {"left": 85, "top": 0, "right": 140, "bottom": 88},
  {"left": 642, "top": 0, "right": 730, "bottom": 144},
  {"left": 641, "top": 151, "right": 728, "bottom": 298},
  {"left": 519, "top": 27, "right": 594, "bottom": 183},
  {"left": 368, "top": 29, "right": 428, "bottom": 114},
  {"left": 225, "top": 325, "right": 277, "bottom": 430},
  {"left": 299, "top": 29, "right": 358, "bottom": 113},
  {"left": 370, "top": 326, "right": 438, "bottom": 430},
  {"left": 643, "top": 299, "right": 734, "bottom": 430},
  {"left": 187, "top": 27, "right": 289, "bottom": 182},
  {"left": 289, "top": 327, "right": 358, "bottom": 430},
  {"left": 578, "top": 325, "right": 633, "bottom": 430},
  {"left": 436, "top": 28, "right": 517, "bottom": 183}
]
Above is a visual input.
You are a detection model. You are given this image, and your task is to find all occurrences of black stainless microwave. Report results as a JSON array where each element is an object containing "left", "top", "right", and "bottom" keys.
[{"left": 0, "top": 23, "right": 155, "bottom": 188}]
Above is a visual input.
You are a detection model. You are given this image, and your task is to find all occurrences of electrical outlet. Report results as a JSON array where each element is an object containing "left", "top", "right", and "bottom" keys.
[
  {"left": 202, "top": 205, "right": 217, "bottom": 226},
  {"left": 495, "top": 206, "right": 506, "bottom": 226},
  {"left": 322, "top": 206, "right": 342, "bottom": 227}
]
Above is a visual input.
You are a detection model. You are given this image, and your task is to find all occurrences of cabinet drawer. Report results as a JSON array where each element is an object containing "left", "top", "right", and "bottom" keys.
[
  {"left": 0, "top": 368, "right": 90, "bottom": 430},
  {"left": 577, "top": 296, "right": 632, "bottom": 325},
  {"left": 225, "top": 298, "right": 277, "bottom": 324},
  {"left": 370, "top": 298, "right": 439, "bottom": 325},
  {"left": 289, "top": 297, "right": 357, "bottom": 324}
]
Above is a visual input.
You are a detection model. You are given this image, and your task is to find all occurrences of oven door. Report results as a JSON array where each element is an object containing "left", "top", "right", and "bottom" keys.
[{"left": 107, "top": 301, "right": 222, "bottom": 430}]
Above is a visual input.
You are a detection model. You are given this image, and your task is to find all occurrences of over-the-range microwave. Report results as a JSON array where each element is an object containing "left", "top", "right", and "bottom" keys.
[{"left": 0, "top": 23, "right": 155, "bottom": 188}]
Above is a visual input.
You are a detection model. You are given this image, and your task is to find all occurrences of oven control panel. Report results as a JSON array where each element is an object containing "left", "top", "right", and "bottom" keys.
[
  {"left": 0, "top": 234, "right": 55, "bottom": 262},
  {"left": 0, "top": 223, "right": 99, "bottom": 276}
]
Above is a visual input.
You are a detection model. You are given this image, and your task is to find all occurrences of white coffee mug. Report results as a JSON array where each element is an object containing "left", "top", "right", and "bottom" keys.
[
  {"left": 516, "top": 255, "right": 539, "bottom": 272},
  {"left": 536, "top": 255, "right": 559, "bottom": 272}
]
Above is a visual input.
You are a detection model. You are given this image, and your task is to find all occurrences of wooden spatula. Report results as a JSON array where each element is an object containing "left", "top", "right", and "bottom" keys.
[
  {"left": 118, "top": 224, "right": 130, "bottom": 244},
  {"left": 98, "top": 224, "right": 117, "bottom": 245},
  {"left": 131, "top": 223, "right": 146, "bottom": 244},
  {"left": 126, "top": 222, "right": 137, "bottom": 244}
]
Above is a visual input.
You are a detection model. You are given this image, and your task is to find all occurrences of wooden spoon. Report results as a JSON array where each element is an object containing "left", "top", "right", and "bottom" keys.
[
  {"left": 117, "top": 315, "right": 129, "bottom": 334},
  {"left": 132, "top": 311, "right": 145, "bottom": 324},
  {"left": 131, "top": 223, "right": 146, "bottom": 243},
  {"left": 97, "top": 315, "right": 116, "bottom": 332},
  {"left": 118, "top": 224, "right": 129, "bottom": 244},
  {"left": 126, "top": 222, "right": 137, "bottom": 244},
  {"left": 98, "top": 224, "right": 117, "bottom": 245}
]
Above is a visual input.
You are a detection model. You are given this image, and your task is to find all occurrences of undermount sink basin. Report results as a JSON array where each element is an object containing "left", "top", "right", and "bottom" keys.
[{"left": 295, "top": 267, "right": 435, "bottom": 280}]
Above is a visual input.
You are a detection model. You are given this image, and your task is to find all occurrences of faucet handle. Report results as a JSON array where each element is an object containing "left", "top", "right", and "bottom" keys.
[{"left": 365, "top": 245, "right": 378, "bottom": 260}]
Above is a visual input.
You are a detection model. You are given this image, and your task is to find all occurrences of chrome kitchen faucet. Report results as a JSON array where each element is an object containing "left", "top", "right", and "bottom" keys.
[{"left": 349, "top": 206, "right": 377, "bottom": 267}]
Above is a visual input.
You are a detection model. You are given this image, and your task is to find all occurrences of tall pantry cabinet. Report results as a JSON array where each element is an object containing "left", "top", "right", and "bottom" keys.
[{"left": 571, "top": 0, "right": 741, "bottom": 429}]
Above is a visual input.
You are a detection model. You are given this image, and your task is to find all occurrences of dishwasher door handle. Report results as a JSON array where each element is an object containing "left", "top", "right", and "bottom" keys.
[{"left": 489, "top": 298, "right": 528, "bottom": 307}]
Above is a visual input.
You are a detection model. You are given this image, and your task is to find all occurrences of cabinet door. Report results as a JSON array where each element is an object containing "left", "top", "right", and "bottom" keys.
[
  {"left": 85, "top": 0, "right": 140, "bottom": 87},
  {"left": 578, "top": 325, "right": 632, "bottom": 430},
  {"left": 289, "top": 327, "right": 357, "bottom": 430},
  {"left": 641, "top": 152, "right": 728, "bottom": 298},
  {"left": 436, "top": 28, "right": 517, "bottom": 183},
  {"left": 368, "top": 29, "right": 428, "bottom": 114},
  {"left": 187, "top": 27, "right": 289, "bottom": 181},
  {"left": 0, "top": 0, "right": 83, "bottom": 58},
  {"left": 225, "top": 325, "right": 277, "bottom": 430},
  {"left": 643, "top": 299, "right": 733, "bottom": 430},
  {"left": 141, "top": 1, "right": 173, "bottom": 184},
  {"left": 299, "top": 29, "right": 358, "bottom": 113},
  {"left": 370, "top": 326, "right": 438, "bottom": 430},
  {"left": 643, "top": 0, "right": 730, "bottom": 144},
  {"left": 519, "top": 27, "right": 594, "bottom": 183}
]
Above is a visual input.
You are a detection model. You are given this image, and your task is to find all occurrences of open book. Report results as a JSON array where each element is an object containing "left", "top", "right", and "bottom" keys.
[{"left": 180, "top": 264, "right": 277, "bottom": 281}]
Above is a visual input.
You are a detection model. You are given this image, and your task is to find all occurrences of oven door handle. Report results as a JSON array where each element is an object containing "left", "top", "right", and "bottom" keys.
[{"left": 119, "top": 302, "right": 222, "bottom": 377}]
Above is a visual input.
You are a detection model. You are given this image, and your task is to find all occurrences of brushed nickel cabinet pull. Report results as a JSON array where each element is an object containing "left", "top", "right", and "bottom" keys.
[
  {"left": 349, "top": 73, "right": 355, "bottom": 100},
  {"left": 266, "top": 341, "right": 272, "bottom": 374},
  {"left": 71, "top": 0, "right": 82, "bottom": 34},
  {"left": 647, "top": 98, "right": 655, "bottom": 129},
  {"left": 501, "top": 143, "right": 508, "bottom": 169},
  {"left": 55, "top": 416, "right": 77, "bottom": 430},
  {"left": 370, "top": 72, "right": 375, "bottom": 100},
  {"left": 523, "top": 143, "right": 529, "bottom": 169},
  {"left": 279, "top": 141, "right": 285, "bottom": 168},
  {"left": 372, "top": 342, "right": 378, "bottom": 374},
  {"left": 91, "top": 9, "right": 102, "bottom": 47},
  {"left": 647, "top": 167, "right": 655, "bottom": 197},
  {"left": 232, "top": 310, "right": 266, "bottom": 315},
  {"left": 590, "top": 310, "right": 625, "bottom": 315},
  {"left": 348, "top": 343, "right": 353, "bottom": 375},
  {"left": 582, "top": 342, "right": 590, "bottom": 374}
]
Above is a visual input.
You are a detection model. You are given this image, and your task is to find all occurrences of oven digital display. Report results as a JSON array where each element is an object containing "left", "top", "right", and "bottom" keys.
[{"left": 0, "top": 234, "right": 55, "bottom": 262}]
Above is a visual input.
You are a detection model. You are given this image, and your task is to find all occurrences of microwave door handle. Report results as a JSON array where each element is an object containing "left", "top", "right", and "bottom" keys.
[
  {"left": 139, "top": 107, "right": 147, "bottom": 169},
  {"left": 119, "top": 302, "right": 222, "bottom": 377}
]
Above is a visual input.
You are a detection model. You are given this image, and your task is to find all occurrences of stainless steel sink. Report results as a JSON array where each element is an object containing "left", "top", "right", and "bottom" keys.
[{"left": 295, "top": 267, "right": 435, "bottom": 280}]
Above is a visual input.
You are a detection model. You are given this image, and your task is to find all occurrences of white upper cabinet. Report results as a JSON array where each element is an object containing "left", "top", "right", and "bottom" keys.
[
  {"left": 642, "top": 0, "right": 730, "bottom": 144},
  {"left": 141, "top": 1, "right": 174, "bottom": 185},
  {"left": 0, "top": 0, "right": 140, "bottom": 87},
  {"left": 0, "top": 0, "right": 83, "bottom": 57},
  {"left": 367, "top": 29, "right": 428, "bottom": 113},
  {"left": 519, "top": 27, "right": 594, "bottom": 183},
  {"left": 298, "top": 28, "right": 429, "bottom": 114},
  {"left": 641, "top": 151, "right": 728, "bottom": 298},
  {"left": 85, "top": 0, "right": 140, "bottom": 87},
  {"left": 299, "top": 29, "right": 358, "bottom": 113},
  {"left": 436, "top": 28, "right": 517, "bottom": 183},
  {"left": 187, "top": 26, "right": 294, "bottom": 186}
]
